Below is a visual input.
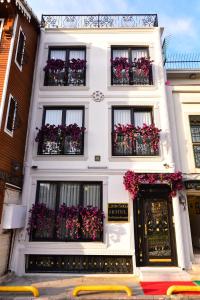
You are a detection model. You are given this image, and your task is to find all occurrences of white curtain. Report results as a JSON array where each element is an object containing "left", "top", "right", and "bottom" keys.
[
  {"left": 134, "top": 112, "right": 152, "bottom": 127},
  {"left": 50, "top": 50, "right": 66, "bottom": 60},
  {"left": 69, "top": 50, "right": 85, "bottom": 60},
  {"left": 65, "top": 110, "right": 82, "bottom": 126},
  {"left": 132, "top": 49, "right": 148, "bottom": 60},
  {"left": 59, "top": 183, "right": 80, "bottom": 206},
  {"left": 83, "top": 184, "right": 101, "bottom": 207},
  {"left": 113, "top": 49, "right": 128, "bottom": 59},
  {"left": 114, "top": 110, "right": 131, "bottom": 125},
  {"left": 45, "top": 110, "right": 62, "bottom": 125},
  {"left": 38, "top": 183, "right": 57, "bottom": 210}
]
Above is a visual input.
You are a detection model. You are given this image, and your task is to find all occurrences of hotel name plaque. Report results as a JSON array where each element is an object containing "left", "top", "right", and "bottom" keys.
[{"left": 108, "top": 203, "right": 129, "bottom": 222}]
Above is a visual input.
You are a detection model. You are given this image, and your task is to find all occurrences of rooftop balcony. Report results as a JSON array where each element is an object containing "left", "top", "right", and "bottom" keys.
[{"left": 41, "top": 14, "right": 158, "bottom": 29}]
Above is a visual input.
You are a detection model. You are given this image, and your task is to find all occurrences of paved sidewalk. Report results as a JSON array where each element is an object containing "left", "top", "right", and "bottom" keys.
[{"left": 0, "top": 274, "right": 200, "bottom": 300}]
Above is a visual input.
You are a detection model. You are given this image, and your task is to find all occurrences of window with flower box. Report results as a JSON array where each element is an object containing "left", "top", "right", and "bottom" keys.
[
  {"left": 189, "top": 116, "right": 200, "bottom": 168},
  {"left": 44, "top": 47, "right": 86, "bottom": 86},
  {"left": 112, "top": 107, "right": 160, "bottom": 156},
  {"left": 15, "top": 27, "right": 26, "bottom": 70},
  {"left": 111, "top": 47, "right": 153, "bottom": 85},
  {"left": 36, "top": 107, "right": 85, "bottom": 155},
  {"left": 28, "top": 181, "right": 103, "bottom": 242}
]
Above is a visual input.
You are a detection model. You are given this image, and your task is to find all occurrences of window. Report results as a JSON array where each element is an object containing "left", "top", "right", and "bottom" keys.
[
  {"left": 112, "top": 107, "right": 159, "bottom": 156},
  {"left": 15, "top": 27, "right": 26, "bottom": 70},
  {"left": 189, "top": 116, "right": 200, "bottom": 167},
  {"left": 5, "top": 95, "right": 17, "bottom": 135},
  {"left": 31, "top": 181, "right": 103, "bottom": 242},
  {"left": 37, "top": 107, "right": 84, "bottom": 155},
  {"left": 0, "top": 19, "right": 4, "bottom": 42},
  {"left": 111, "top": 47, "right": 153, "bottom": 85},
  {"left": 44, "top": 47, "right": 86, "bottom": 86}
]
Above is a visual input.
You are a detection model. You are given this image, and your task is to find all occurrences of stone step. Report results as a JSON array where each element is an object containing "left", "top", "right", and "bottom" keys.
[{"left": 138, "top": 267, "right": 191, "bottom": 281}]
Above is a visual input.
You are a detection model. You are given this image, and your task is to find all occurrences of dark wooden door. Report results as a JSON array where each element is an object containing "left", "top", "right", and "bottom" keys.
[{"left": 134, "top": 184, "right": 177, "bottom": 266}]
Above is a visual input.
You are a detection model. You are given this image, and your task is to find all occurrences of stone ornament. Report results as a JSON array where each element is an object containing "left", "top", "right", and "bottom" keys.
[{"left": 92, "top": 91, "right": 104, "bottom": 102}]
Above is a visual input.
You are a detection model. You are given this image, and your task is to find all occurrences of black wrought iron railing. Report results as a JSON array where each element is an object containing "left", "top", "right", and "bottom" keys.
[
  {"left": 41, "top": 14, "right": 158, "bottom": 29},
  {"left": 44, "top": 66, "right": 86, "bottom": 86},
  {"left": 112, "top": 133, "right": 159, "bottom": 156},
  {"left": 111, "top": 65, "right": 153, "bottom": 85},
  {"left": 38, "top": 133, "right": 84, "bottom": 155},
  {"left": 164, "top": 53, "right": 200, "bottom": 69}
]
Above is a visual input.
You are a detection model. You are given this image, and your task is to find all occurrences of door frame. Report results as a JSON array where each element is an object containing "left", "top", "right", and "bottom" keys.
[{"left": 133, "top": 184, "right": 177, "bottom": 267}]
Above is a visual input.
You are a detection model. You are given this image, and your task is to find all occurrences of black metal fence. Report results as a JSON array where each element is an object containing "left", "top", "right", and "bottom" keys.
[
  {"left": 41, "top": 14, "right": 158, "bottom": 29},
  {"left": 164, "top": 53, "right": 200, "bottom": 69}
]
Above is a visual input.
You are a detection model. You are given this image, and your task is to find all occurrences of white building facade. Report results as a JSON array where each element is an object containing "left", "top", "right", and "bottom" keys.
[
  {"left": 11, "top": 14, "right": 192, "bottom": 275},
  {"left": 166, "top": 60, "right": 200, "bottom": 267}
]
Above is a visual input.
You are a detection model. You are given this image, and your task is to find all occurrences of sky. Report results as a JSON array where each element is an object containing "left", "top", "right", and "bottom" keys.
[{"left": 27, "top": 0, "right": 200, "bottom": 54}]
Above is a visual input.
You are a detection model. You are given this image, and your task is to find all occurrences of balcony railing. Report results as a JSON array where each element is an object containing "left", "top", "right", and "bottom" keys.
[
  {"left": 111, "top": 65, "right": 153, "bottom": 85},
  {"left": 112, "top": 133, "right": 159, "bottom": 156},
  {"left": 38, "top": 133, "right": 84, "bottom": 155},
  {"left": 44, "top": 66, "right": 86, "bottom": 86},
  {"left": 41, "top": 14, "right": 158, "bottom": 29},
  {"left": 164, "top": 53, "right": 200, "bottom": 69}
]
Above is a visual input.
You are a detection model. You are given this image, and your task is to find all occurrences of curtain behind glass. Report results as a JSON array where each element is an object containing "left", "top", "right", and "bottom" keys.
[
  {"left": 131, "top": 49, "right": 148, "bottom": 60},
  {"left": 69, "top": 50, "right": 85, "bottom": 60},
  {"left": 113, "top": 49, "right": 128, "bottom": 59},
  {"left": 114, "top": 110, "right": 131, "bottom": 125},
  {"left": 134, "top": 112, "right": 152, "bottom": 127},
  {"left": 45, "top": 110, "right": 62, "bottom": 125},
  {"left": 65, "top": 110, "right": 83, "bottom": 126},
  {"left": 59, "top": 183, "right": 80, "bottom": 206},
  {"left": 38, "top": 183, "right": 57, "bottom": 209},
  {"left": 83, "top": 184, "right": 101, "bottom": 208},
  {"left": 50, "top": 50, "right": 66, "bottom": 60}
]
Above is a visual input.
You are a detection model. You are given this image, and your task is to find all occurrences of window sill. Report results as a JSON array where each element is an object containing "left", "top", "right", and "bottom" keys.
[
  {"left": 109, "top": 155, "right": 162, "bottom": 162},
  {"left": 33, "top": 155, "right": 88, "bottom": 161},
  {"left": 40, "top": 85, "right": 89, "bottom": 91},
  {"left": 107, "top": 84, "right": 156, "bottom": 91},
  {"left": 26, "top": 241, "right": 107, "bottom": 250}
]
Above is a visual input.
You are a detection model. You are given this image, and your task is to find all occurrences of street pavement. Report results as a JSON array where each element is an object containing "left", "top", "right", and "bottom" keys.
[{"left": 0, "top": 273, "right": 200, "bottom": 300}]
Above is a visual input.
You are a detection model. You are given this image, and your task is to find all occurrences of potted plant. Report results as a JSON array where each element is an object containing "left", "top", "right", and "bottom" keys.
[{"left": 132, "top": 57, "right": 153, "bottom": 77}]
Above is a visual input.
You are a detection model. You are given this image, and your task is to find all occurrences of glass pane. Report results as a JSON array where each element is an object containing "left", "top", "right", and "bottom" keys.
[
  {"left": 65, "top": 110, "right": 83, "bottom": 126},
  {"left": 145, "top": 200, "right": 171, "bottom": 258},
  {"left": 45, "top": 110, "right": 62, "bottom": 125},
  {"left": 114, "top": 109, "right": 131, "bottom": 125},
  {"left": 131, "top": 49, "right": 148, "bottom": 60},
  {"left": 113, "top": 49, "right": 128, "bottom": 59},
  {"left": 69, "top": 50, "right": 85, "bottom": 60},
  {"left": 134, "top": 111, "right": 152, "bottom": 127},
  {"left": 6, "top": 97, "right": 16, "bottom": 132},
  {"left": 193, "top": 145, "right": 200, "bottom": 167},
  {"left": 50, "top": 50, "right": 66, "bottom": 60},
  {"left": 83, "top": 184, "right": 101, "bottom": 207},
  {"left": 38, "top": 183, "right": 57, "bottom": 209},
  {"left": 59, "top": 183, "right": 80, "bottom": 206}
]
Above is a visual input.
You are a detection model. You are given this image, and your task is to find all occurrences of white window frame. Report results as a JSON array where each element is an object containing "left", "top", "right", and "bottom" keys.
[
  {"left": 15, "top": 26, "right": 26, "bottom": 71},
  {"left": 4, "top": 94, "right": 17, "bottom": 137},
  {"left": 0, "top": 18, "right": 4, "bottom": 42}
]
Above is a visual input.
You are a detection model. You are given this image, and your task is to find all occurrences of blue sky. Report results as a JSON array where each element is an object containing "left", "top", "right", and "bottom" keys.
[{"left": 28, "top": 0, "right": 200, "bottom": 53}]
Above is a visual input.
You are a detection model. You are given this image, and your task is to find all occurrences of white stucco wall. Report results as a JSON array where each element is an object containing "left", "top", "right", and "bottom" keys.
[{"left": 11, "top": 26, "right": 191, "bottom": 275}]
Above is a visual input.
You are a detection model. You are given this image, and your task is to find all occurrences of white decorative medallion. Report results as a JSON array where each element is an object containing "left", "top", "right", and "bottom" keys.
[{"left": 92, "top": 91, "right": 104, "bottom": 102}]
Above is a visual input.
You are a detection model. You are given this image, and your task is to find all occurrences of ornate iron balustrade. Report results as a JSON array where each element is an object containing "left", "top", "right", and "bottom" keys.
[
  {"left": 26, "top": 255, "right": 133, "bottom": 273},
  {"left": 38, "top": 133, "right": 84, "bottom": 155},
  {"left": 41, "top": 14, "right": 158, "bottom": 29},
  {"left": 111, "top": 65, "right": 153, "bottom": 85},
  {"left": 44, "top": 65, "right": 86, "bottom": 86},
  {"left": 112, "top": 133, "right": 159, "bottom": 156}
]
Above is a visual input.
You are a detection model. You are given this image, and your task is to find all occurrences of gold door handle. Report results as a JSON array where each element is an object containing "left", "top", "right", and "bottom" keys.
[{"left": 144, "top": 224, "right": 147, "bottom": 236}]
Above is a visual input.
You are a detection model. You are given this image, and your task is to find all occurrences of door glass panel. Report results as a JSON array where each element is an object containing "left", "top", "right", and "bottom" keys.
[{"left": 145, "top": 200, "right": 171, "bottom": 258}]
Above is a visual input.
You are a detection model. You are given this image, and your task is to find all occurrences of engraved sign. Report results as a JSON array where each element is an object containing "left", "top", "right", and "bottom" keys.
[{"left": 108, "top": 203, "right": 129, "bottom": 222}]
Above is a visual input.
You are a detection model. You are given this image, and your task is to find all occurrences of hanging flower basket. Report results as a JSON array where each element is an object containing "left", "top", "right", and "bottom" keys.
[
  {"left": 80, "top": 206, "right": 104, "bottom": 240},
  {"left": 123, "top": 170, "right": 183, "bottom": 200},
  {"left": 57, "top": 204, "right": 80, "bottom": 240}
]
